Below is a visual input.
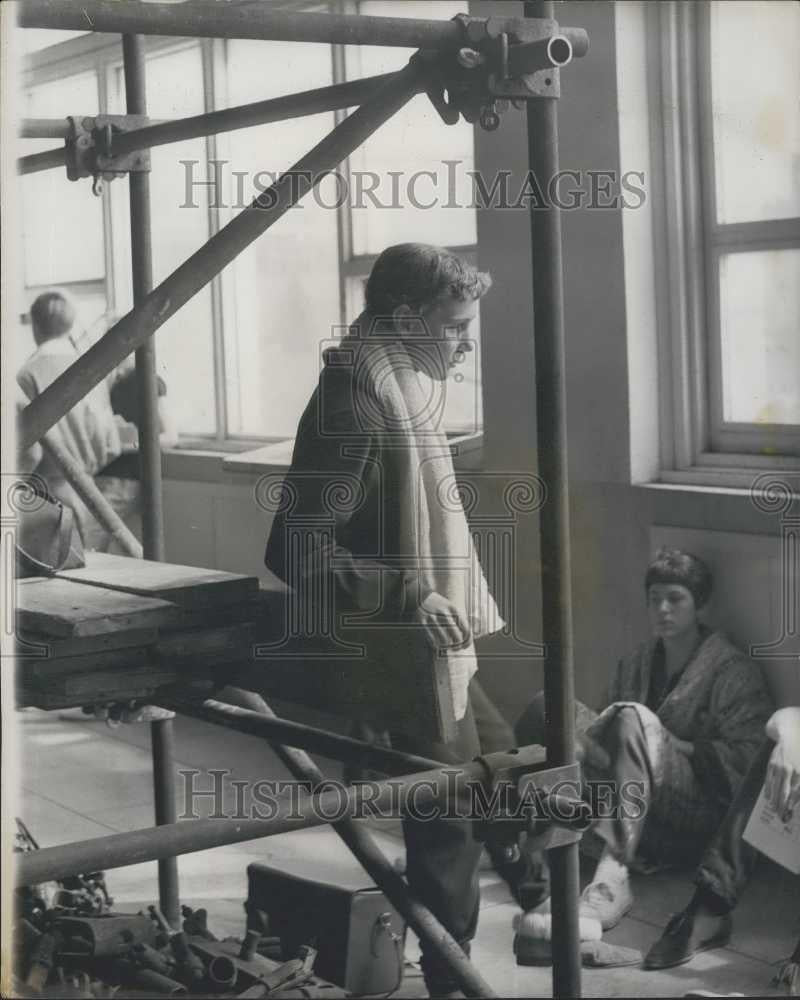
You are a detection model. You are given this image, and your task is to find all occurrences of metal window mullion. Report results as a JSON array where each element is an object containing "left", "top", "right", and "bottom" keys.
[
  {"left": 201, "top": 36, "right": 228, "bottom": 445},
  {"left": 333, "top": 0, "right": 357, "bottom": 298},
  {"left": 695, "top": 2, "right": 728, "bottom": 452},
  {"left": 709, "top": 220, "right": 800, "bottom": 251},
  {"left": 644, "top": 0, "right": 677, "bottom": 474},
  {"left": 679, "top": 0, "right": 710, "bottom": 463},
  {"left": 331, "top": 33, "right": 352, "bottom": 326},
  {"left": 659, "top": 1, "right": 694, "bottom": 470},
  {"left": 97, "top": 61, "right": 117, "bottom": 318},
  {"left": 211, "top": 36, "right": 246, "bottom": 441}
]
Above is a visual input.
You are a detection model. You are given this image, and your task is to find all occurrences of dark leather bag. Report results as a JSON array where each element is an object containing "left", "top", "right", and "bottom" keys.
[{"left": 15, "top": 492, "right": 85, "bottom": 578}]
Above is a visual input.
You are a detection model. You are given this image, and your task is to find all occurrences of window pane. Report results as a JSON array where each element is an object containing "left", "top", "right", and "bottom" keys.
[
  {"left": 22, "top": 73, "right": 105, "bottom": 285},
  {"left": 110, "top": 45, "right": 217, "bottom": 436},
  {"left": 710, "top": 1, "right": 800, "bottom": 223},
  {"left": 221, "top": 40, "right": 341, "bottom": 437},
  {"left": 345, "top": 1, "right": 476, "bottom": 253},
  {"left": 719, "top": 249, "right": 800, "bottom": 425}
]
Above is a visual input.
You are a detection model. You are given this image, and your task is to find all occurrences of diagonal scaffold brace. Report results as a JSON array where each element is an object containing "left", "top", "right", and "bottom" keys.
[{"left": 17, "top": 58, "right": 429, "bottom": 454}]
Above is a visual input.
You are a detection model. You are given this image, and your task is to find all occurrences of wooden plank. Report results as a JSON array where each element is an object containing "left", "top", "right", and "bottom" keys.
[
  {"left": 155, "top": 623, "right": 256, "bottom": 668},
  {"left": 58, "top": 552, "right": 259, "bottom": 609},
  {"left": 18, "top": 628, "right": 255, "bottom": 681},
  {"left": 16, "top": 627, "right": 158, "bottom": 659},
  {"left": 20, "top": 646, "right": 153, "bottom": 679},
  {"left": 19, "top": 665, "right": 180, "bottom": 710},
  {"left": 15, "top": 577, "right": 184, "bottom": 638}
]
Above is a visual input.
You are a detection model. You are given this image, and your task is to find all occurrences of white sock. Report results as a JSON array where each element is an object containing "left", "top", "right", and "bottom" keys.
[{"left": 593, "top": 848, "right": 629, "bottom": 886}]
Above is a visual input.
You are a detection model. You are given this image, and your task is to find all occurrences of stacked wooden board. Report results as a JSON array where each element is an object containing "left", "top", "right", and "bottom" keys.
[
  {"left": 15, "top": 553, "right": 259, "bottom": 710},
  {"left": 15, "top": 553, "right": 457, "bottom": 741}
]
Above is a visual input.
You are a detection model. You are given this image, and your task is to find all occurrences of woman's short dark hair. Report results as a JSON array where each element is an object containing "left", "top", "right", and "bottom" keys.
[
  {"left": 365, "top": 243, "right": 492, "bottom": 316},
  {"left": 644, "top": 547, "right": 713, "bottom": 609}
]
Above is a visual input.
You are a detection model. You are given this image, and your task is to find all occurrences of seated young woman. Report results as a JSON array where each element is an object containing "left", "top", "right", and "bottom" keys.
[{"left": 514, "top": 547, "right": 774, "bottom": 929}]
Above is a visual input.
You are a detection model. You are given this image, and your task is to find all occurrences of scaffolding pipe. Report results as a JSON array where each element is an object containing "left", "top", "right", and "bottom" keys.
[
  {"left": 17, "top": 146, "right": 66, "bottom": 175},
  {"left": 122, "top": 31, "right": 177, "bottom": 928},
  {"left": 123, "top": 35, "right": 163, "bottom": 565},
  {"left": 14, "top": 751, "right": 506, "bottom": 887},
  {"left": 215, "top": 690, "right": 497, "bottom": 999},
  {"left": 18, "top": 0, "right": 467, "bottom": 49},
  {"left": 560, "top": 27, "right": 590, "bottom": 59},
  {"left": 150, "top": 706, "right": 180, "bottom": 926},
  {"left": 157, "top": 695, "right": 445, "bottom": 776},
  {"left": 17, "top": 75, "right": 395, "bottom": 176},
  {"left": 525, "top": 0, "right": 581, "bottom": 996},
  {"left": 19, "top": 118, "right": 70, "bottom": 139},
  {"left": 17, "top": 61, "right": 427, "bottom": 453},
  {"left": 113, "top": 73, "right": 395, "bottom": 157}
]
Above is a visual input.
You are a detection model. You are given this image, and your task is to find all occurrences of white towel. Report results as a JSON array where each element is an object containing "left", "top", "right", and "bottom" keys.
[{"left": 345, "top": 324, "right": 505, "bottom": 719}]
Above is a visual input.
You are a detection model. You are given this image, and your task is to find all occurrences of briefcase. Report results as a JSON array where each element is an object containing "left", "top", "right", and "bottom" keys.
[{"left": 246, "top": 863, "right": 406, "bottom": 996}]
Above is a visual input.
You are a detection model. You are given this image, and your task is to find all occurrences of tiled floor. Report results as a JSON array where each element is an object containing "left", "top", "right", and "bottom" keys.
[{"left": 12, "top": 708, "right": 799, "bottom": 998}]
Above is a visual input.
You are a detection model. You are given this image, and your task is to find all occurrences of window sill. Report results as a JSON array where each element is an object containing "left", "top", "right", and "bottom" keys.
[
  {"left": 222, "top": 439, "right": 296, "bottom": 474},
  {"left": 162, "top": 432, "right": 486, "bottom": 482},
  {"left": 638, "top": 479, "right": 762, "bottom": 499},
  {"left": 656, "top": 453, "right": 800, "bottom": 491},
  {"left": 221, "top": 432, "right": 485, "bottom": 475}
]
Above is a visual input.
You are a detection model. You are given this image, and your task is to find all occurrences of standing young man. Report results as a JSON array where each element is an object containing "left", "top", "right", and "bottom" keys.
[{"left": 265, "top": 244, "right": 509, "bottom": 997}]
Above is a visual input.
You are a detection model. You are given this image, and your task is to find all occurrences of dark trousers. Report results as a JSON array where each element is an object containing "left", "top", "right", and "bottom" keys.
[
  {"left": 695, "top": 739, "right": 772, "bottom": 911},
  {"left": 392, "top": 677, "right": 515, "bottom": 995}
]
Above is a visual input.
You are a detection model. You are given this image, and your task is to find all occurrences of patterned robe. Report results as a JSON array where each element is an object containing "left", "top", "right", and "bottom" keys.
[{"left": 584, "top": 629, "right": 774, "bottom": 864}]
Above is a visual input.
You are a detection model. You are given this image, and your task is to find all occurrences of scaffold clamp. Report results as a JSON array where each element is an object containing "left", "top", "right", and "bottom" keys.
[{"left": 66, "top": 114, "right": 151, "bottom": 189}]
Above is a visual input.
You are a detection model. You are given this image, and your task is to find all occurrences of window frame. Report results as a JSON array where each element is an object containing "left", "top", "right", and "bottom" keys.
[
  {"left": 20, "top": 6, "right": 484, "bottom": 454},
  {"left": 650, "top": 1, "right": 800, "bottom": 487},
  {"left": 697, "top": 2, "right": 800, "bottom": 456},
  {"left": 22, "top": 33, "right": 296, "bottom": 451}
]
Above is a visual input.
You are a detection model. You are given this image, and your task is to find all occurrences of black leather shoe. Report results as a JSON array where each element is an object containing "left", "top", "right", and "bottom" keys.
[{"left": 644, "top": 908, "right": 732, "bottom": 970}]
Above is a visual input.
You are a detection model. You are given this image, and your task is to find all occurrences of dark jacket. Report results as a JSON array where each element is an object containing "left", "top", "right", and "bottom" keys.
[{"left": 264, "top": 350, "right": 432, "bottom": 624}]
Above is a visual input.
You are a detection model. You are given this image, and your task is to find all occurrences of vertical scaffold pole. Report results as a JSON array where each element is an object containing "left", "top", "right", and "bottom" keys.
[
  {"left": 524, "top": 1, "right": 582, "bottom": 997},
  {"left": 122, "top": 33, "right": 179, "bottom": 928}
]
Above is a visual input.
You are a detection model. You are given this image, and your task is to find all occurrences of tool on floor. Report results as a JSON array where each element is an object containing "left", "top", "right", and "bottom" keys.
[{"left": 13, "top": 821, "right": 344, "bottom": 998}]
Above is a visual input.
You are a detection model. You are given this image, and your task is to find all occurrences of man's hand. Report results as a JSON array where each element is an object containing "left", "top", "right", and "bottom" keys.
[
  {"left": 765, "top": 707, "right": 800, "bottom": 819},
  {"left": 413, "top": 591, "right": 471, "bottom": 652}
]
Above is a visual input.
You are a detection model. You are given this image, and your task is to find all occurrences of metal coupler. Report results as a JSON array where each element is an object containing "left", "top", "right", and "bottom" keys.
[
  {"left": 471, "top": 745, "right": 590, "bottom": 850},
  {"left": 65, "top": 115, "right": 151, "bottom": 184}
]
